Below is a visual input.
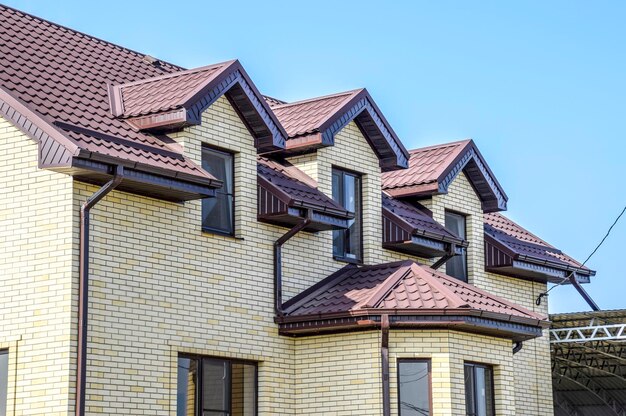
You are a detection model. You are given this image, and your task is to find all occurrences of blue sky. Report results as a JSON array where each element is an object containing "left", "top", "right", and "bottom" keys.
[{"left": 7, "top": 0, "right": 625, "bottom": 313}]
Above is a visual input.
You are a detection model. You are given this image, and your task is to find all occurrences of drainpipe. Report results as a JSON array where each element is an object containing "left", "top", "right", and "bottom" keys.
[
  {"left": 568, "top": 274, "right": 600, "bottom": 311},
  {"left": 381, "top": 314, "right": 391, "bottom": 416},
  {"left": 432, "top": 243, "right": 457, "bottom": 270},
  {"left": 274, "top": 210, "right": 312, "bottom": 317},
  {"left": 513, "top": 341, "right": 523, "bottom": 355},
  {"left": 76, "top": 166, "right": 124, "bottom": 416}
]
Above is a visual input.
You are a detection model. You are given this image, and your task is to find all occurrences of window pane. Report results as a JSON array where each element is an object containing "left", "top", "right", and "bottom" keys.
[
  {"left": 202, "top": 194, "right": 233, "bottom": 234},
  {"left": 231, "top": 363, "right": 256, "bottom": 416},
  {"left": 444, "top": 212, "right": 467, "bottom": 281},
  {"left": 202, "top": 147, "right": 234, "bottom": 234},
  {"left": 0, "top": 351, "right": 7, "bottom": 416},
  {"left": 399, "top": 361, "right": 430, "bottom": 416},
  {"left": 202, "top": 358, "right": 230, "bottom": 413},
  {"left": 464, "top": 364, "right": 475, "bottom": 416},
  {"left": 465, "top": 364, "right": 494, "bottom": 416},
  {"left": 177, "top": 357, "right": 198, "bottom": 416},
  {"left": 332, "top": 169, "right": 362, "bottom": 261}
]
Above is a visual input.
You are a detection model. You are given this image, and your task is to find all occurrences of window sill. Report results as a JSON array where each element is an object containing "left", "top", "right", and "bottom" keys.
[
  {"left": 201, "top": 228, "right": 245, "bottom": 241},
  {"left": 333, "top": 255, "right": 362, "bottom": 265}
]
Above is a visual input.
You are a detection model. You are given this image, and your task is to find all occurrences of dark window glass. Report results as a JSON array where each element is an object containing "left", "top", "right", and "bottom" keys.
[
  {"left": 332, "top": 168, "right": 362, "bottom": 261},
  {"left": 178, "top": 355, "right": 256, "bottom": 416},
  {"left": 444, "top": 211, "right": 467, "bottom": 281},
  {"left": 202, "top": 147, "right": 234, "bottom": 235},
  {"left": 398, "top": 360, "right": 431, "bottom": 416},
  {"left": 0, "top": 350, "right": 7, "bottom": 416},
  {"left": 464, "top": 363, "right": 495, "bottom": 416}
]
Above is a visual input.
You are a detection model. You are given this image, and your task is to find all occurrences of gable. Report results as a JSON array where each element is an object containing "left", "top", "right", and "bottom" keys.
[
  {"left": 269, "top": 89, "right": 409, "bottom": 172},
  {"left": 382, "top": 139, "right": 507, "bottom": 212}
]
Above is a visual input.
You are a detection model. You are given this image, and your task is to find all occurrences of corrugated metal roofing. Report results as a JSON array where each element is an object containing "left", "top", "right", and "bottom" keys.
[
  {"left": 283, "top": 260, "right": 546, "bottom": 322},
  {"left": 485, "top": 212, "right": 594, "bottom": 273},
  {"left": 269, "top": 90, "right": 359, "bottom": 138},
  {"left": 112, "top": 62, "right": 230, "bottom": 118},
  {"left": 382, "top": 140, "right": 470, "bottom": 191},
  {"left": 257, "top": 157, "right": 349, "bottom": 214},
  {"left": 0, "top": 4, "right": 217, "bottom": 183}
]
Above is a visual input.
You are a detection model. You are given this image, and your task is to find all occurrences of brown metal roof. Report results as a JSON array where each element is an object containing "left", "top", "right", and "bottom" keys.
[
  {"left": 382, "top": 139, "right": 508, "bottom": 212},
  {"left": 0, "top": 5, "right": 288, "bottom": 197},
  {"left": 282, "top": 260, "right": 547, "bottom": 325},
  {"left": 382, "top": 193, "right": 465, "bottom": 244},
  {"left": 484, "top": 213, "right": 595, "bottom": 281},
  {"left": 0, "top": 5, "right": 222, "bottom": 189},
  {"left": 269, "top": 89, "right": 409, "bottom": 171},
  {"left": 257, "top": 157, "right": 351, "bottom": 217},
  {"left": 111, "top": 62, "right": 230, "bottom": 118}
]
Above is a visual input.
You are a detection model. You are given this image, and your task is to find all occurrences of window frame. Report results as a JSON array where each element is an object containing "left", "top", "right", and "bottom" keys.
[
  {"left": 397, "top": 358, "right": 432, "bottom": 416},
  {"left": 201, "top": 145, "right": 236, "bottom": 237},
  {"left": 464, "top": 361, "right": 495, "bottom": 416},
  {"left": 0, "top": 349, "right": 7, "bottom": 416},
  {"left": 444, "top": 209, "right": 468, "bottom": 282},
  {"left": 331, "top": 166, "right": 363, "bottom": 264},
  {"left": 177, "top": 353, "right": 258, "bottom": 416}
]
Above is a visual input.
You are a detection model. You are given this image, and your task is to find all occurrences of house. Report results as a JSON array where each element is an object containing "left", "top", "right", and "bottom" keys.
[{"left": 0, "top": 4, "right": 595, "bottom": 416}]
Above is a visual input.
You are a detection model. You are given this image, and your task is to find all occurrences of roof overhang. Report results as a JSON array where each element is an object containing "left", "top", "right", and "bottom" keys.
[
  {"left": 277, "top": 311, "right": 546, "bottom": 342},
  {"left": 111, "top": 60, "right": 288, "bottom": 153},
  {"left": 0, "top": 90, "right": 220, "bottom": 201},
  {"left": 385, "top": 140, "right": 508, "bottom": 212},
  {"left": 257, "top": 174, "right": 353, "bottom": 231},
  {"left": 275, "top": 89, "right": 410, "bottom": 172},
  {"left": 485, "top": 233, "right": 595, "bottom": 283},
  {"left": 382, "top": 206, "right": 467, "bottom": 258}
]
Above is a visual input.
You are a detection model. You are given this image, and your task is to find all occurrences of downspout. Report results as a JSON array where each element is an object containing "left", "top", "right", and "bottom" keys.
[
  {"left": 513, "top": 341, "right": 523, "bottom": 354},
  {"left": 381, "top": 314, "right": 391, "bottom": 416},
  {"left": 432, "top": 243, "right": 457, "bottom": 270},
  {"left": 274, "top": 210, "right": 312, "bottom": 317},
  {"left": 76, "top": 166, "right": 124, "bottom": 416},
  {"left": 568, "top": 274, "right": 600, "bottom": 311}
]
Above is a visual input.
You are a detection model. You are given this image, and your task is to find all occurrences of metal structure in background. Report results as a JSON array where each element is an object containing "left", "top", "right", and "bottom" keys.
[{"left": 551, "top": 310, "right": 626, "bottom": 416}]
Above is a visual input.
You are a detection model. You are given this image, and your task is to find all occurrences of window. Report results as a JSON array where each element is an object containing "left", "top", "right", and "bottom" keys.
[
  {"left": 464, "top": 362, "right": 495, "bottom": 416},
  {"left": 398, "top": 359, "right": 431, "bottom": 416},
  {"left": 202, "top": 147, "right": 234, "bottom": 235},
  {"left": 332, "top": 168, "right": 362, "bottom": 262},
  {"left": 0, "top": 350, "right": 7, "bottom": 416},
  {"left": 444, "top": 211, "right": 467, "bottom": 281},
  {"left": 178, "top": 355, "right": 257, "bottom": 416}
]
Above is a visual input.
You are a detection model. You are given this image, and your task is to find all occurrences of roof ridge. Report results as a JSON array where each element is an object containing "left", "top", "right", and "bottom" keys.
[
  {"left": 0, "top": 4, "right": 183, "bottom": 72},
  {"left": 408, "top": 138, "right": 472, "bottom": 154},
  {"left": 271, "top": 88, "right": 364, "bottom": 109},
  {"left": 362, "top": 262, "right": 415, "bottom": 308},
  {"left": 412, "top": 264, "right": 469, "bottom": 309}
]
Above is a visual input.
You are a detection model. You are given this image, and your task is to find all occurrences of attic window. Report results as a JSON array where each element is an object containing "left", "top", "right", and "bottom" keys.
[
  {"left": 332, "top": 168, "right": 362, "bottom": 262},
  {"left": 445, "top": 211, "right": 467, "bottom": 282}
]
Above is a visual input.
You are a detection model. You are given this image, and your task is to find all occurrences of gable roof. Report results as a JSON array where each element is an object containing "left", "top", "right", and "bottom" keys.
[
  {"left": 257, "top": 157, "right": 353, "bottom": 231},
  {"left": 382, "top": 139, "right": 508, "bottom": 212},
  {"left": 0, "top": 5, "right": 280, "bottom": 200},
  {"left": 109, "top": 60, "right": 287, "bottom": 151},
  {"left": 484, "top": 213, "right": 595, "bottom": 283},
  {"left": 280, "top": 260, "right": 548, "bottom": 340},
  {"left": 269, "top": 89, "right": 410, "bottom": 171}
]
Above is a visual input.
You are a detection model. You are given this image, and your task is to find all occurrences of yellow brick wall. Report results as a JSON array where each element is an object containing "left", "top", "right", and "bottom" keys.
[
  {"left": 390, "top": 330, "right": 515, "bottom": 416},
  {"left": 1, "top": 96, "right": 554, "bottom": 415},
  {"left": 423, "top": 172, "right": 553, "bottom": 415},
  {"left": 0, "top": 116, "right": 75, "bottom": 415},
  {"left": 294, "top": 332, "right": 382, "bottom": 415}
]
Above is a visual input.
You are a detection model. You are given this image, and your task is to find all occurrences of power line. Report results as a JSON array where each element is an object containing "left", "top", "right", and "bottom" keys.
[{"left": 536, "top": 204, "right": 626, "bottom": 306}]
